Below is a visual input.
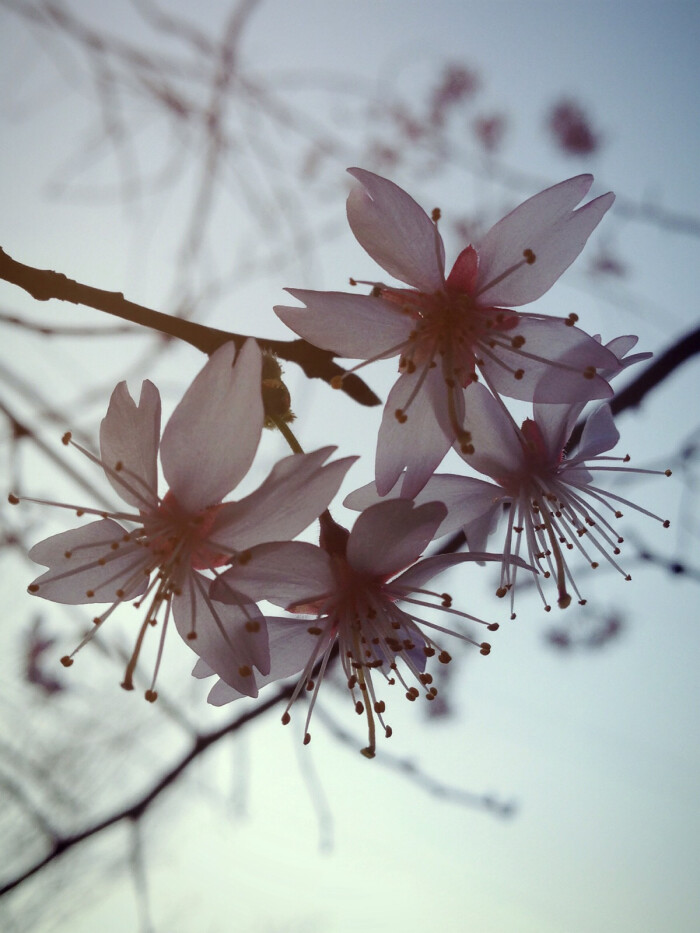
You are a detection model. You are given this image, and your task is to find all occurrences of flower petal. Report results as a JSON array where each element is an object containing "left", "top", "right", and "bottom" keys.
[
  {"left": 28, "top": 520, "right": 150, "bottom": 604},
  {"left": 203, "top": 617, "right": 322, "bottom": 706},
  {"left": 275, "top": 290, "right": 412, "bottom": 359},
  {"left": 161, "top": 340, "right": 264, "bottom": 513},
  {"left": 211, "top": 542, "right": 333, "bottom": 609},
  {"left": 392, "top": 549, "right": 526, "bottom": 592},
  {"left": 345, "top": 472, "right": 501, "bottom": 539},
  {"left": 347, "top": 500, "right": 447, "bottom": 578},
  {"left": 476, "top": 175, "right": 614, "bottom": 306},
  {"left": 210, "top": 447, "right": 357, "bottom": 551},
  {"left": 460, "top": 383, "right": 525, "bottom": 476},
  {"left": 172, "top": 570, "right": 270, "bottom": 696},
  {"left": 375, "top": 368, "right": 453, "bottom": 498},
  {"left": 346, "top": 168, "right": 446, "bottom": 292},
  {"left": 100, "top": 380, "right": 161, "bottom": 511},
  {"left": 479, "top": 318, "right": 617, "bottom": 403},
  {"left": 568, "top": 403, "right": 619, "bottom": 463}
]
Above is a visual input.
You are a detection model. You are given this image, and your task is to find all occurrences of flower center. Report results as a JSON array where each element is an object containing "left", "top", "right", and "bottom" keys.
[{"left": 145, "top": 490, "right": 229, "bottom": 572}]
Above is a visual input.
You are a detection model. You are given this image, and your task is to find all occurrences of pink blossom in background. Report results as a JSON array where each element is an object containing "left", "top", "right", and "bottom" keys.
[
  {"left": 200, "top": 500, "right": 522, "bottom": 757},
  {"left": 276, "top": 169, "right": 618, "bottom": 498},
  {"left": 17, "top": 341, "right": 355, "bottom": 699}
]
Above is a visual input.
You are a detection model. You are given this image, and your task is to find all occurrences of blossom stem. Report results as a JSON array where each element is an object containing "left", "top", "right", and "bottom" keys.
[{"left": 271, "top": 415, "right": 305, "bottom": 454}]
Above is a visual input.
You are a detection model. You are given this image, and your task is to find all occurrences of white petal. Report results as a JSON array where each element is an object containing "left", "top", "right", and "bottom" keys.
[
  {"left": 479, "top": 318, "right": 617, "bottom": 403},
  {"left": 204, "top": 617, "right": 322, "bottom": 706},
  {"left": 476, "top": 176, "right": 614, "bottom": 306},
  {"left": 460, "top": 382, "right": 525, "bottom": 477},
  {"left": 28, "top": 520, "right": 150, "bottom": 604},
  {"left": 211, "top": 542, "right": 333, "bottom": 609},
  {"left": 161, "top": 340, "right": 264, "bottom": 513},
  {"left": 347, "top": 500, "right": 446, "bottom": 578},
  {"left": 346, "top": 168, "right": 446, "bottom": 292},
  {"left": 392, "top": 549, "right": 522, "bottom": 592},
  {"left": 375, "top": 369, "right": 453, "bottom": 498},
  {"left": 568, "top": 403, "right": 619, "bottom": 463},
  {"left": 210, "top": 447, "right": 357, "bottom": 551},
  {"left": 172, "top": 570, "right": 270, "bottom": 696},
  {"left": 275, "top": 290, "right": 412, "bottom": 359},
  {"left": 345, "top": 473, "right": 501, "bottom": 540},
  {"left": 100, "top": 380, "right": 161, "bottom": 510}
]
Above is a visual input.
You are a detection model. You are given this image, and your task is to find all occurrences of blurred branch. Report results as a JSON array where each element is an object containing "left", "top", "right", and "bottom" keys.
[
  {"left": 0, "top": 246, "right": 380, "bottom": 407},
  {"left": 0, "top": 680, "right": 295, "bottom": 897},
  {"left": 313, "top": 704, "right": 515, "bottom": 818}
]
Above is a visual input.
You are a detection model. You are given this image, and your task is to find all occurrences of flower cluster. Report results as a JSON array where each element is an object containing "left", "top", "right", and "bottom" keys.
[{"left": 12, "top": 169, "right": 671, "bottom": 755}]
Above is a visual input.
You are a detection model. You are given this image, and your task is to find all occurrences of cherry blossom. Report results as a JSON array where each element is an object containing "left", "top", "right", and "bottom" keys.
[
  {"left": 276, "top": 169, "right": 619, "bottom": 498},
  {"left": 198, "top": 500, "right": 522, "bottom": 757},
  {"left": 11, "top": 341, "right": 355, "bottom": 699},
  {"left": 346, "top": 380, "right": 671, "bottom": 617}
]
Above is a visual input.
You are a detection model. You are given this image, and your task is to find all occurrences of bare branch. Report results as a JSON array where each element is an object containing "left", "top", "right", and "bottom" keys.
[{"left": 0, "top": 246, "right": 380, "bottom": 407}]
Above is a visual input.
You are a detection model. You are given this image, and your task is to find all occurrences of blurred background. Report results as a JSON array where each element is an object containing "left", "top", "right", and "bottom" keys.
[{"left": 1, "top": 1, "right": 699, "bottom": 931}]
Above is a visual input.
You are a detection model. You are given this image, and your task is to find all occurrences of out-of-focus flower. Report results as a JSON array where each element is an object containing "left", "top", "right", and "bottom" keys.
[
  {"left": 548, "top": 100, "right": 600, "bottom": 156},
  {"left": 25, "top": 616, "right": 64, "bottom": 696},
  {"left": 347, "top": 378, "right": 670, "bottom": 617},
  {"left": 201, "top": 501, "right": 516, "bottom": 757},
  {"left": 276, "top": 169, "right": 618, "bottom": 498},
  {"left": 473, "top": 114, "right": 506, "bottom": 152},
  {"left": 11, "top": 341, "right": 355, "bottom": 699}
]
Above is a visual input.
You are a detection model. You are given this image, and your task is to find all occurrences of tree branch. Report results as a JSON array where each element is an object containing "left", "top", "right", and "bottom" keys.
[
  {"left": 0, "top": 681, "right": 295, "bottom": 897},
  {"left": 0, "top": 246, "right": 380, "bottom": 408}
]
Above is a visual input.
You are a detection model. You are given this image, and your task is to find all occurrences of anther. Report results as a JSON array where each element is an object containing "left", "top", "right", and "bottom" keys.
[
  {"left": 438, "top": 650, "right": 451, "bottom": 664},
  {"left": 480, "top": 643, "right": 491, "bottom": 656},
  {"left": 664, "top": 469, "right": 672, "bottom": 477},
  {"left": 60, "top": 655, "right": 73, "bottom": 667},
  {"left": 374, "top": 701, "right": 386, "bottom": 713},
  {"left": 523, "top": 248, "right": 536, "bottom": 264},
  {"left": 395, "top": 408, "right": 408, "bottom": 424},
  {"left": 565, "top": 313, "right": 579, "bottom": 326},
  {"left": 441, "top": 593, "right": 452, "bottom": 607},
  {"left": 355, "top": 701, "right": 364, "bottom": 714},
  {"left": 187, "top": 631, "right": 197, "bottom": 641},
  {"left": 431, "top": 207, "right": 441, "bottom": 223},
  {"left": 145, "top": 690, "right": 158, "bottom": 702},
  {"left": 303, "top": 733, "right": 311, "bottom": 745},
  {"left": 583, "top": 366, "right": 596, "bottom": 379},
  {"left": 8, "top": 494, "right": 19, "bottom": 505},
  {"left": 238, "top": 665, "right": 252, "bottom": 677},
  {"left": 281, "top": 712, "right": 291, "bottom": 725},
  {"left": 330, "top": 375, "right": 344, "bottom": 389},
  {"left": 62, "top": 432, "right": 72, "bottom": 445},
  {"left": 514, "top": 369, "right": 524, "bottom": 380},
  {"left": 361, "top": 746, "right": 375, "bottom": 759},
  {"left": 245, "top": 620, "right": 260, "bottom": 633},
  {"left": 487, "top": 623, "right": 499, "bottom": 631}
]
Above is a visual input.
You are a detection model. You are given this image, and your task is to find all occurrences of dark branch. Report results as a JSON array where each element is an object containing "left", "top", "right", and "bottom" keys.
[
  {"left": 0, "top": 247, "right": 380, "bottom": 408},
  {"left": 0, "top": 681, "right": 295, "bottom": 897}
]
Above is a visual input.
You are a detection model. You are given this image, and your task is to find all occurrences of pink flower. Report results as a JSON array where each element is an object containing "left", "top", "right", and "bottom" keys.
[
  {"left": 199, "top": 500, "right": 518, "bottom": 757},
  {"left": 347, "top": 376, "right": 671, "bottom": 617},
  {"left": 275, "top": 169, "right": 619, "bottom": 498},
  {"left": 13, "top": 341, "right": 355, "bottom": 699}
]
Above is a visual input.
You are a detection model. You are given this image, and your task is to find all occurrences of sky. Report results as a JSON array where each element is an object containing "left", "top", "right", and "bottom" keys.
[{"left": 1, "top": 2, "right": 699, "bottom": 932}]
